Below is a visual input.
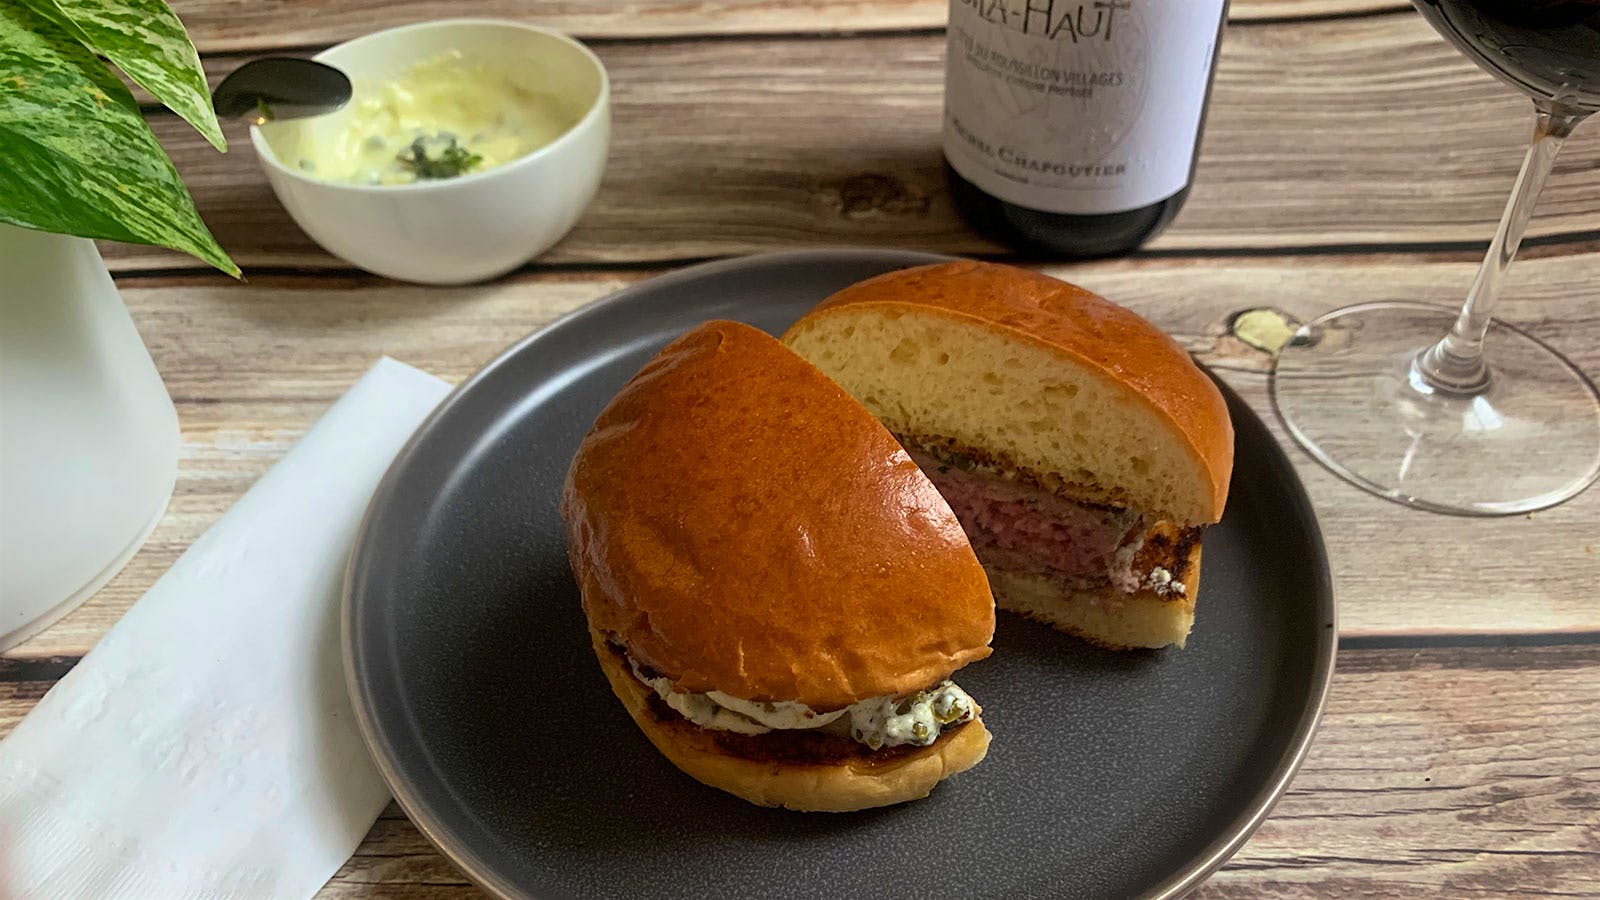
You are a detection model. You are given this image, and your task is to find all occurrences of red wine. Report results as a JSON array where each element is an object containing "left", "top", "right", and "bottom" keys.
[
  {"left": 1414, "top": 0, "right": 1600, "bottom": 110},
  {"left": 942, "top": 1, "right": 1229, "bottom": 258}
]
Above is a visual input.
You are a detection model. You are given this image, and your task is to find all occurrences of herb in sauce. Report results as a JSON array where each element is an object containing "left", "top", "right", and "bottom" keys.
[
  {"left": 849, "top": 681, "right": 974, "bottom": 750},
  {"left": 395, "top": 133, "right": 483, "bottom": 180}
]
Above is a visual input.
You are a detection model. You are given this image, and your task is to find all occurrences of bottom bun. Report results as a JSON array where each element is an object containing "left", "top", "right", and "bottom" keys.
[
  {"left": 989, "top": 544, "right": 1202, "bottom": 650},
  {"left": 590, "top": 628, "right": 990, "bottom": 812}
]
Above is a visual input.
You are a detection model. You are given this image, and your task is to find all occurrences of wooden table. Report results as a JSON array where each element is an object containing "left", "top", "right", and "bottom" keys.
[{"left": 5, "top": 1, "right": 1599, "bottom": 895}]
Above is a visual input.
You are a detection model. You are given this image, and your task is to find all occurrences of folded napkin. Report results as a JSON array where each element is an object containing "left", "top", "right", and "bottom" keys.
[{"left": 0, "top": 358, "right": 452, "bottom": 899}]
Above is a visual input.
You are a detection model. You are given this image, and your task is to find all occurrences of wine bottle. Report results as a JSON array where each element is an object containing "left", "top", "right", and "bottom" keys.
[{"left": 943, "top": 0, "right": 1229, "bottom": 257}]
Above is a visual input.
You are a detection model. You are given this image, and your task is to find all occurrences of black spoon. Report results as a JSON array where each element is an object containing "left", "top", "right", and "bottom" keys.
[{"left": 212, "top": 57, "right": 353, "bottom": 122}]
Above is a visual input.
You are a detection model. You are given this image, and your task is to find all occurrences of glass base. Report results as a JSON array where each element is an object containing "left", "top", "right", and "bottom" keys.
[{"left": 1271, "top": 301, "right": 1600, "bottom": 516}]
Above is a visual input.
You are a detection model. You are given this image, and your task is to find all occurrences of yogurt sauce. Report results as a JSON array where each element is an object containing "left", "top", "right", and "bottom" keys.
[
  {"left": 630, "top": 656, "right": 976, "bottom": 750},
  {"left": 291, "top": 50, "right": 582, "bottom": 185}
]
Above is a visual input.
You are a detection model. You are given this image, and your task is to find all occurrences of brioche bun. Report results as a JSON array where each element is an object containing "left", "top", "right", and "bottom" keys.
[
  {"left": 781, "top": 261, "right": 1233, "bottom": 526},
  {"left": 562, "top": 320, "right": 993, "bottom": 708}
]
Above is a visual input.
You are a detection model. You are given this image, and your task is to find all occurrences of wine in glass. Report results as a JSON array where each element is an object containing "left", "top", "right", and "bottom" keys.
[{"left": 1270, "top": 0, "right": 1600, "bottom": 515}]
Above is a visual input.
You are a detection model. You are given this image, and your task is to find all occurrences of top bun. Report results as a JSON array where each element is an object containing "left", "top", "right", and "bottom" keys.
[
  {"left": 782, "top": 261, "right": 1234, "bottom": 525},
  {"left": 561, "top": 320, "right": 994, "bottom": 710}
]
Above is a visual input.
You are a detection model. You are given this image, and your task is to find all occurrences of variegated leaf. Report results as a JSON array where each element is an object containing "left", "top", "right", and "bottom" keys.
[
  {"left": 0, "top": 3, "right": 238, "bottom": 275},
  {"left": 19, "top": 0, "right": 222, "bottom": 150}
]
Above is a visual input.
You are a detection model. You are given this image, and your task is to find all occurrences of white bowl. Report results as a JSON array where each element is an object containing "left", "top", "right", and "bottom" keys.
[{"left": 252, "top": 20, "right": 609, "bottom": 285}]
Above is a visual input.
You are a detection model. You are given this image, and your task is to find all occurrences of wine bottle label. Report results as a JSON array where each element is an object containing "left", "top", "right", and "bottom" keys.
[{"left": 943, "top": 0, "right": 1226, "bottom": 214}]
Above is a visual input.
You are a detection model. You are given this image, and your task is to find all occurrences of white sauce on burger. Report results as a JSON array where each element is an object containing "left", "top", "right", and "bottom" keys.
[
  {"left": 629, "top": 656, "right": 974, "bottom": 750},
  {"left": 1146, "top": 565, "right": 1186, "bottom": 596}
]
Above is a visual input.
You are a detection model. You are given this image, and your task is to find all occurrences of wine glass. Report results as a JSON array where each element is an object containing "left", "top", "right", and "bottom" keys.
[{"left": 1270, "top": 0, "right": 1600, "bottom": 515}]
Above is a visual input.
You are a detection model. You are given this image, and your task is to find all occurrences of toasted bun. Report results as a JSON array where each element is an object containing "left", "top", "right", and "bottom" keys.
[
  {"left": 562, "top": 320, "right": 994, "bottom": 710},
  {"left": 987, "top": 542, "right": 1203, "bottom": 650},
  {"left": 782, "top": 261, "right": 1233, "bottom": 525},
  {"left": 591, "top": 628, "right": 990, "bottom": 812}
]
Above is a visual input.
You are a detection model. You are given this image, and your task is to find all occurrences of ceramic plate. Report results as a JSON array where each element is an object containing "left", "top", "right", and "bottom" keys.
[{"left": 344, "top": 250, "right": 1336, "bottom": 899}]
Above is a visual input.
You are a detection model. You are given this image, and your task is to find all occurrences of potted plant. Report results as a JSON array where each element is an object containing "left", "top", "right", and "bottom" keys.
[{"left": 1, "top": 0, "right": 238, "bottom": 649}]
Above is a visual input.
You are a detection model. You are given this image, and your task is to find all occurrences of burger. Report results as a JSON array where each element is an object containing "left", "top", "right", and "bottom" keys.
[
  {"left": 561, "top": 320, "right": 995, "bottom": 812},
  {"left": 783, "top": 261, "right": 1234, "bottom": 650}
]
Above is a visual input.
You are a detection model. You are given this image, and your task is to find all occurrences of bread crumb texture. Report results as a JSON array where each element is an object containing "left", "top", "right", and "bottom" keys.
[{"left": 786, "top": 307, "right": 1216, "bottom": 525}]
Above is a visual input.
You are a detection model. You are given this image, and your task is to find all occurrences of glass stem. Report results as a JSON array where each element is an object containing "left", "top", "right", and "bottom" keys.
[{"left": 1414, "top": 101, "right": 1587, "bottom": 394}]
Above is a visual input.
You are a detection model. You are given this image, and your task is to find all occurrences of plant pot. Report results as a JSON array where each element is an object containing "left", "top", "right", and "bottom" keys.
[{"left": 0, "top": 224, "right": 178, "bottom": 651}]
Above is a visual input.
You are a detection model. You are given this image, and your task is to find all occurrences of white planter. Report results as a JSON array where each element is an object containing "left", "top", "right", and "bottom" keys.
[{"left": 0, "top": 224, "right": 178, "bottom": 650}]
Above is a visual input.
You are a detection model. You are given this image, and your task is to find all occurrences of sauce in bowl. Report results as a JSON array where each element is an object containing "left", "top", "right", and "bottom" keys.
[{"left": 282, "top": 50, "right": 584, "bottom": 185}]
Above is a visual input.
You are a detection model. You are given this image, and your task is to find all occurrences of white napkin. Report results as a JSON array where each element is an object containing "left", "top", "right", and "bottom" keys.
[{"left": 0, "top": 357, "right": 452, "bottom": 899}]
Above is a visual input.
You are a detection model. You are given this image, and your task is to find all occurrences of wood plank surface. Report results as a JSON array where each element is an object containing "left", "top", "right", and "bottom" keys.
[
  {"left": 104, "top": 13, "right": 1600, "bottom": 274},
  {"left": 166, "top": 0, "right": 1407, "bottom": 53},
  {"left": 1201, "top": 642, "right": 1600, "bottom": 898},
  {"left": 1197, "top": 642, "right": 1600, "bottom": 898},
  {"left": 6, "top": 643, "right": 1595, "bottom": 896},
  {"left": 5, "top": 249, "right": 1597, "bottom": 661}
]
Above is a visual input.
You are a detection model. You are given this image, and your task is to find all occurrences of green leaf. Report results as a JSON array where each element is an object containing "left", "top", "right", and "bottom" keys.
[
  {"left": 19, "top": 0, "right": 224, "bottom": 151},
  {"left": 0, "top": 4, "right": 239, "bottom": 276}
]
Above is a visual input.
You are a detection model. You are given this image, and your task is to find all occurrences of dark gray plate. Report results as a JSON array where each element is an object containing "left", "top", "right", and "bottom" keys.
[{"left": 344, "top": 249, "right": 1336, "bottom": 900}]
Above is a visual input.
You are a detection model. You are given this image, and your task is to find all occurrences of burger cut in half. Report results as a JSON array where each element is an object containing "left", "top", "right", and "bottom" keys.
[
  {"left": 561, "top": 320, "right": 995, "bottom": 812},
  {"left": 784, "top": 261, "right": 1235, "bottom": 650}
]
